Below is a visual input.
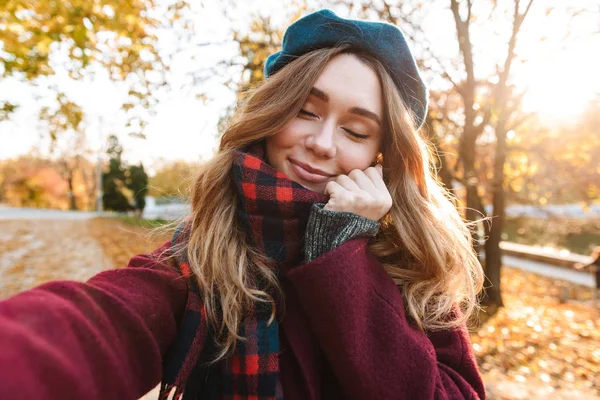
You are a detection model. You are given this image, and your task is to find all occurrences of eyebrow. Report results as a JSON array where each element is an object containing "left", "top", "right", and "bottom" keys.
[{"left": 310, "top": 87, "right": 381, "bottom": 126}]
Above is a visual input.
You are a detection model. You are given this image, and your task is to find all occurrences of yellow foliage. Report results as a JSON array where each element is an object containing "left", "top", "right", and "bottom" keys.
[{"left": 1, "top": 0, "right": 190, "bottom": 140}]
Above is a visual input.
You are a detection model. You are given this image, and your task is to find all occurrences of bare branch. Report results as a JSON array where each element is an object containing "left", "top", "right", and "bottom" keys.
[
  {"left": 506, "top": 113, "right": 534, "bottom": 132},
  {"left": 450, "top": 0, "right": 476, "bottom": 108},
  {"left": 493, "top": 0, "right": 535, "bottom": 105},
  {"left": 377, "top": 1, "right": 464, "bottom": 96},
  {"left": 466, "top": 0, "right": 473, "bottom": 23},
  {"left": 473, "top": 106, "right": 493, "bottom": 136},
  {"left": 522, "top": 0, "right": 535, "bottom": 21}
]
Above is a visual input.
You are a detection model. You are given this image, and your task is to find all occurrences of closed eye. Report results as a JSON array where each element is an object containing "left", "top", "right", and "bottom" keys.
[
  {"left": 299, "top": 109, "right": 318, "bottom": 118},
  {"left": 343, "top": 128, "right": 369, "bottom": 139}
]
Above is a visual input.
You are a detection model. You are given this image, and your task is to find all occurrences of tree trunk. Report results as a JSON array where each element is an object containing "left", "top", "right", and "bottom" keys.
[
  {"left": 460, "top": 127, "right": 485, "bottom": 257},
  {"left": 423, "top": 114, "right": 455, "bottom": 193},
  {"left": 67, "top": 173, "right": 77, "bottom": 211},
  {"left": 479, "top": 0, "right": 531, "bottom": 308},
  {"left": 482, "top": 116, "right": 510, "bottom": 308}
]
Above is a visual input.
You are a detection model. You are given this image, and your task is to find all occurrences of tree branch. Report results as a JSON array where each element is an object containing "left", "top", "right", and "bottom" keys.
[
  {"left": 506, "top": 113, "right": 534, "bottom": 132},
  {"left": 466, "top": 0, "right": 473, "bottom": 23}
]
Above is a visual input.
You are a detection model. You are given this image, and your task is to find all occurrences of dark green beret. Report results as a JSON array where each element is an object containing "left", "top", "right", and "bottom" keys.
[{"left": 264, "top": 9, "right": 428, "bottom": 129}]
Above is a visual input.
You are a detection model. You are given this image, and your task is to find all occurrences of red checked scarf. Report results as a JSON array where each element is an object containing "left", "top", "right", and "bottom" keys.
[{"left": 159, "top": 141, "right": 326, "bottom": 400}]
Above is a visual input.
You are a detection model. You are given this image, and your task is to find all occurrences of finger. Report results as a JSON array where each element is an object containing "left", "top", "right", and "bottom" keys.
[
  {"left": 364, "top": 166, "right": 388, "bottom": 193},
  {"left": 324, "top": 180, "right": 346, "bottom": 197},
  {"left": 348, "top": 168, "right": 378, "bottom": 194},
  {"left": 335, "top": 174, "right": 361, "bottom": 192},
  {"left": 323, "top": 181, "right": 347, "bottom": 210}
]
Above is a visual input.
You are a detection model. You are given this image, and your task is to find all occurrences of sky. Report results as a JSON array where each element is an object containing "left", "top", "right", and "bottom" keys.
[{"left": 1, "top": 0, "right": 599, "bottom": 174}]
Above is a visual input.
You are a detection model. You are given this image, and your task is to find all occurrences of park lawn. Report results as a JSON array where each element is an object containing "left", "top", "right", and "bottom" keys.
[
  {"left": 90, "top": 216, "right": 599, "bottom": 399},
  {"left": 504, "top": 217, "right": 600, "bottom": 256},
  {"left": 113, "top": 215, "right": 172, "bottom": 229},
  {"left": 89, "top": 217, "right": 172, "bottom": 269}
]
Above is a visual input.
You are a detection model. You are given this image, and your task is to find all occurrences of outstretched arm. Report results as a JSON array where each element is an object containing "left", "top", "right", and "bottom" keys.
[{"left": 0, "top": 242, "right": 188, "bottom": 400}]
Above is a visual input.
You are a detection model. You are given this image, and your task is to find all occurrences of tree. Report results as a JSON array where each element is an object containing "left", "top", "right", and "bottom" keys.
[
  {"left": 101, "top": 135, "right": 149, "bottom": 213},
  {"left": 213, "top": 13, "right": 286, "bottom": 134},
  {"left": 356, "top": 0, "right": 564, "bottom": 310},
  {"left": 149, "top": 160, "right": 199, "bottom": 199},
  {"left": 233, "top": 15, "right": 286, "bottom": 95},
  {"left": 102, "top": 135, "right": 130, "bottom": 212},
  {"left": 0, "top": 156, "right": 68, "bottom": 208},
  {"left": 1, "top": 0, "right": 189, "bottom": 138},
  {"left": 505, "top": 96, "right": 600, "bottom": 206},
  {"left": 128, "top": 164, "right": 148, "bottom": 213},
  {"left": 0, "top": 154, "right": 98, "bottom": 210},
  {"left": 48, "top": 120, "right": 91, "bottom": 210},
  {"left": 434, "top": 0, "right": 533, "bottom": 309}
]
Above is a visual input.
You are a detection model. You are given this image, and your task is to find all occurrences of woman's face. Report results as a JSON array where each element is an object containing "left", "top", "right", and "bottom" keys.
[{"left": 266, "top": 53, "right": 384, "bottom": 193}]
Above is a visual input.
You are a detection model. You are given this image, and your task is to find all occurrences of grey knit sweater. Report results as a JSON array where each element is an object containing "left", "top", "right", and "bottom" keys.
[{"left": 303, "top": 203, "right": 380, "bottom": 262}]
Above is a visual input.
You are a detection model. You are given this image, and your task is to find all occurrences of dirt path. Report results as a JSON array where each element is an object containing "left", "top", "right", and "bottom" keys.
[{"left": 0, "top": 219, "right": 114, "bottom": 300}]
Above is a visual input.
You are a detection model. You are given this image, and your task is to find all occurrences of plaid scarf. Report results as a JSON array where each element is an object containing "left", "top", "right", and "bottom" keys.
[{"left": 159, "top": 141, "right": 326, "bottom": 400}]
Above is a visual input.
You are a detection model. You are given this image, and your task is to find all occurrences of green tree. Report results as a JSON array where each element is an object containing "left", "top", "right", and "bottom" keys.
[
  {"left": 102, "top": 135, "right": 130, "bottom": 212},
  {"left": 128, "top": 163, "right": 148, "bottom": 212}
]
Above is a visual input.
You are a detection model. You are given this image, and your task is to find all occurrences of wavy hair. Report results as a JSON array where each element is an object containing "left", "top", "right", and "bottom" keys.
[{"left": 171, "top": 45, "right": 484, "bottom": 362}]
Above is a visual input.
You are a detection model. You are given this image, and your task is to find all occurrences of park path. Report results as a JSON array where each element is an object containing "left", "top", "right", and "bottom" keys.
[{"left": 0, "top": 218, "right": 114, "bottom": 299}]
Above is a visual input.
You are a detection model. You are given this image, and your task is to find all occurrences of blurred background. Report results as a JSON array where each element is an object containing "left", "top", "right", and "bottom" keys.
[{"left": 0, "top": 0, "right": 599, "bottom": 399}]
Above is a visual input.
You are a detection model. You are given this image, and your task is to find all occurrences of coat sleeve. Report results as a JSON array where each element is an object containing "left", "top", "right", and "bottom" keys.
[
  {"left": 0, "top": 241, "right": 188, "bottom": 400},
  {"left": 286, "top": 238, "right": 486, "bottom": 400}
]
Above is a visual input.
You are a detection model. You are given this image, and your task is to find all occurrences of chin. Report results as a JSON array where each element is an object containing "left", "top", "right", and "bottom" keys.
[
  {"left": 298, "top": 179, "right": 327, "bottom": 194},
  {"left": 287, "top": 170, "right": 323, "bottom": 193}
]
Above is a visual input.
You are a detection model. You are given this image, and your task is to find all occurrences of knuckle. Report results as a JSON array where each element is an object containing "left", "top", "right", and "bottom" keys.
[
  {"left": 358, "top": 192, "right": 372, "bottom": 205},
  {"left": 384, "top": 198, "right": 393, "bottom": 210},
  {"left": 348, "top": 169, "right": 362, "bottom": 179},
  {"left": 354, "top": 197, "right": 366, "bottom": 209}
]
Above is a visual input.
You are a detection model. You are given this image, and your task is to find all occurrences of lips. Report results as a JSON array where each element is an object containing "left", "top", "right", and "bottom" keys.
[{"left": 289, "top": 158, "right": 332, "bottom": 184}]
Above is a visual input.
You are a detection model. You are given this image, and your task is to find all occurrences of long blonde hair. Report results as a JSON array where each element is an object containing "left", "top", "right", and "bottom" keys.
[{"left": 174, "top": 45, "right": 484, "bottom": 362}]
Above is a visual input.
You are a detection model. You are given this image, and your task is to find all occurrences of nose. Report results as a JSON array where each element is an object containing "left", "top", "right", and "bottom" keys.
[{"left": 305, "top": 121, "right": 337, "bottom": 159}]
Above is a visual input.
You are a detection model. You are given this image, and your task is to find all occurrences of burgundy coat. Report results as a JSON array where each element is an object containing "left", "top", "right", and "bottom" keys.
[{"left": 0, "top": 238, "right": 485, "bottom": 399}]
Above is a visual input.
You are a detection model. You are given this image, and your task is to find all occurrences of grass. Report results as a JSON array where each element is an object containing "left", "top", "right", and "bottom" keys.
[
  {"left": 113, "top": 215, "right": 172, "bottom": 229},
  {"left": 89, "top": 217, "right": 172, "bottom": 268},
  {"left": 503, "top": 217, "right": 600, "bottom": 255}
]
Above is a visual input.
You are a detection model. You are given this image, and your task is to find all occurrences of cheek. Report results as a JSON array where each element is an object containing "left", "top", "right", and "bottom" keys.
[
  {"left": 274, "top": 120, "right": 308, "bottom": 147},
  {"left": 267, "top": 121, "right": 308, "bottom": 153},
  {"left": 337, "top": 144, "right": 379, "bottom": 173},
  {"left": 265, "top": 123, "right": 303, "bottom": 164}
]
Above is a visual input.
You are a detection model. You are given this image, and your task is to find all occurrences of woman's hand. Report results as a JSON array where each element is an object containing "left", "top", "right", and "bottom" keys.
[{"left": 324, "top": 165, "right": 392, "bottom": 222}]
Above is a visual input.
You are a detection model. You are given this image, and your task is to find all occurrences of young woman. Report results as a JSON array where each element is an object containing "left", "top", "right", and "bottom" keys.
[{"left": 0, "top": 9, "right": 486, "bottom": 400}]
